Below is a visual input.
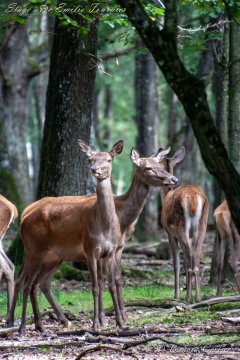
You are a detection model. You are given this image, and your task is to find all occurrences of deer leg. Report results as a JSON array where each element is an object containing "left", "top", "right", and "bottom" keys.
[
  {"left": 106, "top": 254, "right": 125, "bottom": 329},
  {"left": 192, "top": 233, "right": 205, "bottom": 303},
  {"left": 228, "top": 252, "right": 240, "bottom": 291},
  {"left": 114, "top": 245, "right": 127, "bottom": 322},
  {"left": 97, "top": 259, "right": 105, "bottom": 327},
  {"left": 215, "top": 229, "right": 227, "bottom": 296},
  {"left": 30, "top": 283, "right": 45, "bottom": 333},
  {"left": 29, "top": 257, "right": 68, "bottom": 331},
  {"left": 169, "top": 236, "right": 180, "bottom": 300},
  {"left": 87, "top": 256, "right": 101, "bottom": 331},
  {"left": 0, "top": 250, "right": 15, "bottom": 312},
  {"left": 19, "top": 260, "right": 43, "bottom": 335},
  {"left": 6, "top": 264, "right": 28, "bottom": 328},
  {"left": 40, "top": 264, "right": 70, "bottom": 327},
  {"left": 180, "top": 241, "right": 193, "bottom": 303},
  {"left": 228, "top": 226, "right": 240, "bottom": 293}
]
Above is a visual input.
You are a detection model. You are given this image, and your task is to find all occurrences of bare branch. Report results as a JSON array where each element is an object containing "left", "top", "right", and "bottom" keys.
[{"left": 75, "top": 344, "right": 137, "bottom": 360}]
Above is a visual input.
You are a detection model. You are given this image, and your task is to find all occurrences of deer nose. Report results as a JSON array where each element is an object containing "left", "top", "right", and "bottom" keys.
[
  {"left": 171, "top": 176, "right": 178, "bottom": 185},
  {"left": 91, "top": 164, "right": 99, "bottom": 174}
]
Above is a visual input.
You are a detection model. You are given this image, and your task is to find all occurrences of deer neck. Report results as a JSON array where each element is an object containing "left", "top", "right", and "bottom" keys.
[
  {"left": 96, "top": 177, "right": 116, "bottom": 228},
  {"left": 117, "top": 170, "right": 150, "bottom": 229}
]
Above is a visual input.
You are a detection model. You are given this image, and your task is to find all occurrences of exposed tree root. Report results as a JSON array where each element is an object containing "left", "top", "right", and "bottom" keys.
[{"left": 74, "top": 344, "right": 138, "bottom": 360}]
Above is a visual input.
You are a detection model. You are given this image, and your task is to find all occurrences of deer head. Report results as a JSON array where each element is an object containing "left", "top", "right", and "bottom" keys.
[
  {"left": 157, "top": 146, "right": 185, "bottom": 174},
  {"left": 78, "top": 139, "right": 124, "bottom": 180},
  {"left": 130, "top": 147, "right": 179, "bottom": 187}
]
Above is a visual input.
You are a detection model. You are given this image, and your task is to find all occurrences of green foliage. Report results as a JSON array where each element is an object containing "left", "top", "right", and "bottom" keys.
[{"left": 0, "top": 169, "right": 23, "bottom": 211}]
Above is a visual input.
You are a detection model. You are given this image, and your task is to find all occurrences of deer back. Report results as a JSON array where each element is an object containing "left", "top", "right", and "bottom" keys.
[{"left": 162, "top": 185, "right": 208, "bottom": 235}]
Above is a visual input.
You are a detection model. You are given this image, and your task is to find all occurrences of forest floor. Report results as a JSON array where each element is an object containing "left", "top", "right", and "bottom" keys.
[{"left": 0, "top": 229, "right": 240, "bottom": 360}]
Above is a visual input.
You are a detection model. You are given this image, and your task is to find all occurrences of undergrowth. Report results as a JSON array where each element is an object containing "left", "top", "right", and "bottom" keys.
[{"left": 0, "top": 262, "right": 239, "bottom": 347}]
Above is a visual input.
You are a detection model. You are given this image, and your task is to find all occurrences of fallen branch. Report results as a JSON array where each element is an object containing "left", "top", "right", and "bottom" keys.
[
  {"left": 0, "top": 326, "right": 19, "bottom": 334},
  {"left": 122, "top": 298, "right": 186, "bottom": 309},
  {"left": 74, "top": 344, "right": 137, "bottom": 360},
  {"left": 221, "top": 316, "right": 240, "bottom": 324},
  {"left": 57, "top": 325, "right": 185, "bottom": 338},
  {"left": 188, "top": 296, "right": 240, "bottom": 309},
  {"left": 0, "top": 340, "right": 85, "bottom": 351},
  {"left": 207, "top": 327, "right": 240, "bottom": 335}
]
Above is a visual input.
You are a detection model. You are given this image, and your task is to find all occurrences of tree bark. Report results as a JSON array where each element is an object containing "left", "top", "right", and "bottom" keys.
[
  {"left": 37, "top": 16, "right": 98, "bottom": 198},
  {"left": 0, "top": 25, "right": 31, "bottom": 204},
  {"left": 228, "top": 21, "right": 240, "bottom": 173},
  {"left": 116, "top": 0, "right": 240, "bottom": 234},
  {"left": 134, "top": 48, "right": 159, "bottom": 240},
  {"left": 210, "top": 18, "right": 230, "bottom": 285}
]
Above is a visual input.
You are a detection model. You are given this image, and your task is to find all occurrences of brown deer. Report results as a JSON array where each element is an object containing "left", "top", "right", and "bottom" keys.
[
  {"left": 214, "top": 200, "right": 240, "bottom": 296},
  {"left": 159, "top": 146, "right": 209, "bottom": 302},
  {"left": 7, "top": 143, "right": 178, "bottom": 334},
  {"left": 0, "top": 195, "right": 18, "bottom": 312}
]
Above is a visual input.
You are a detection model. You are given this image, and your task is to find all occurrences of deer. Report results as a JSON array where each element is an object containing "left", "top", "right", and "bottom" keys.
[
  {"left": 0, "top": 195, "right": 18, "bottom": 312},
  {"left": 7, "top": 139, "right": 124, "bottom": 334},
  {"left": 6, "top": 144, "right": 178, "bottom": 334},
  {"left": 159, "top": 146, "right": 209, "bottom": 302},
  {"left": 214, "top": 200, "right": 240, "bottom": 296}
]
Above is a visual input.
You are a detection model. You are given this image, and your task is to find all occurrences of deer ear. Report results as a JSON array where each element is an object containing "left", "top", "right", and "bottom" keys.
[
  {"left": 130, "top": 148, "right": 141, "bottom": 166},
  {"left": 154, "top": 146, "right": 171, "bottom": 162},
  {"left": 78, "top": 139, "right": 95, "bottom": 157},
  {"left": 171, "top": 146, "right": 185, "bottom": 166},
  {"left": 110, "top": 140, "right": 124, "bottom": 157}
]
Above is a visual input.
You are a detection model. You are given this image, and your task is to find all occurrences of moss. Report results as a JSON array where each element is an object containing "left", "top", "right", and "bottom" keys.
[
  {"left": 54, "top": 262, "right": 90, "bottom": 281},
  {"left": 124, "top": 267, "right": 150, "bottom": 279},
  {"left": 0, "top": 168, "right": 23, "bottom": 212}
]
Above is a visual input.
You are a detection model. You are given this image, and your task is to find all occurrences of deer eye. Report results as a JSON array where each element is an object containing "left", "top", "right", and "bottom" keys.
[
  {"left": 108, "top": 159, "right": 112, "bottom": 163},
  {"left": 146, "top": 167, "right": 152, "bottom": 172}
]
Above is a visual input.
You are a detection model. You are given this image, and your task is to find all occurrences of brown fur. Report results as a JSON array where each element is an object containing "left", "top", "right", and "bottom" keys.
[
  {"left": 7, "top": 144, "right": 176, "bottom": 334},
  {"left": 214, "top": 200, "right": 240, "bottom": 295},
  {"left": 160, "top": 147, "right": 209, "bottom": 303},
  {"left": 0, "top": 195, "right": 18, "bottom": 314}
]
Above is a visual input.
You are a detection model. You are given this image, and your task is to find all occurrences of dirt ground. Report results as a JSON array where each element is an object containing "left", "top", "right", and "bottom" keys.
[
  {"left": 1, "top": 320, "right": 239, "bottom": 360},
  {"left": 0, "top": 229, "right": 240, "bottom": 360}
]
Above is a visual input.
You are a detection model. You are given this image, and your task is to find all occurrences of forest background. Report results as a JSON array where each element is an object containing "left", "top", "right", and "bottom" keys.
[{"left": 0, "top": 0, "right": 240, "bottom": 281}]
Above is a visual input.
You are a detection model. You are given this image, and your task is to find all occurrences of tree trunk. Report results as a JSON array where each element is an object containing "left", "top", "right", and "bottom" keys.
[
  {"left": 116, "top": 0, "right": 240, "bottom": 235},
  {"left": 0, "top": 25, "right": 31, "bottom": 204},
  {"left": 134, "top": 48, "right": 159, "bottom": 241},
  {"left": 228, "top": 21, "right": 240, "bottom": 173},
  {"left": 210, "top": 18, "right": 230, "bottom": 284},
  {"left": 167, "top": 90, "right": 178, "bottom": 146},
  {"left": 37, "top": 16, "right": 98, "bottom": 198}
]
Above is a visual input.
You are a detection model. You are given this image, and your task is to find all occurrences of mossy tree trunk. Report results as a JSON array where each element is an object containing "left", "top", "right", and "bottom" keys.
[
  {"left": 37, "top": 16, "right": 98, "bottom": 198},
  {"left": 117, "top": 0, "right": 240, "bottom": 234}
]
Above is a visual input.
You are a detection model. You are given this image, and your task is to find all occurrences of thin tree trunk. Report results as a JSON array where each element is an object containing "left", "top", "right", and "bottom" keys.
[
  {"left": 0, "top": 25, "right": 31, "bottom": 204},
  {"left": 134, "top": 48, "right": 159, "bottom": 241}
]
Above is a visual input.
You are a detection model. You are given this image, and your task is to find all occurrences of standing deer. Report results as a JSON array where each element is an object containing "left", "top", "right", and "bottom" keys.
[
  {"left": 0, "top": 195, "right": 18, "bottom": 312},
  {"left": 160, "top": 146, "right": 209, "bottom": 302},
  {"left": 214, "top": 200, "right": 240, "bottom": 296},
  {"left": 7, "top": 143, "right": 178, "bottom": 334},
  {"left": 7, "top": 140, "right": 124, "bottom": 334}
]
